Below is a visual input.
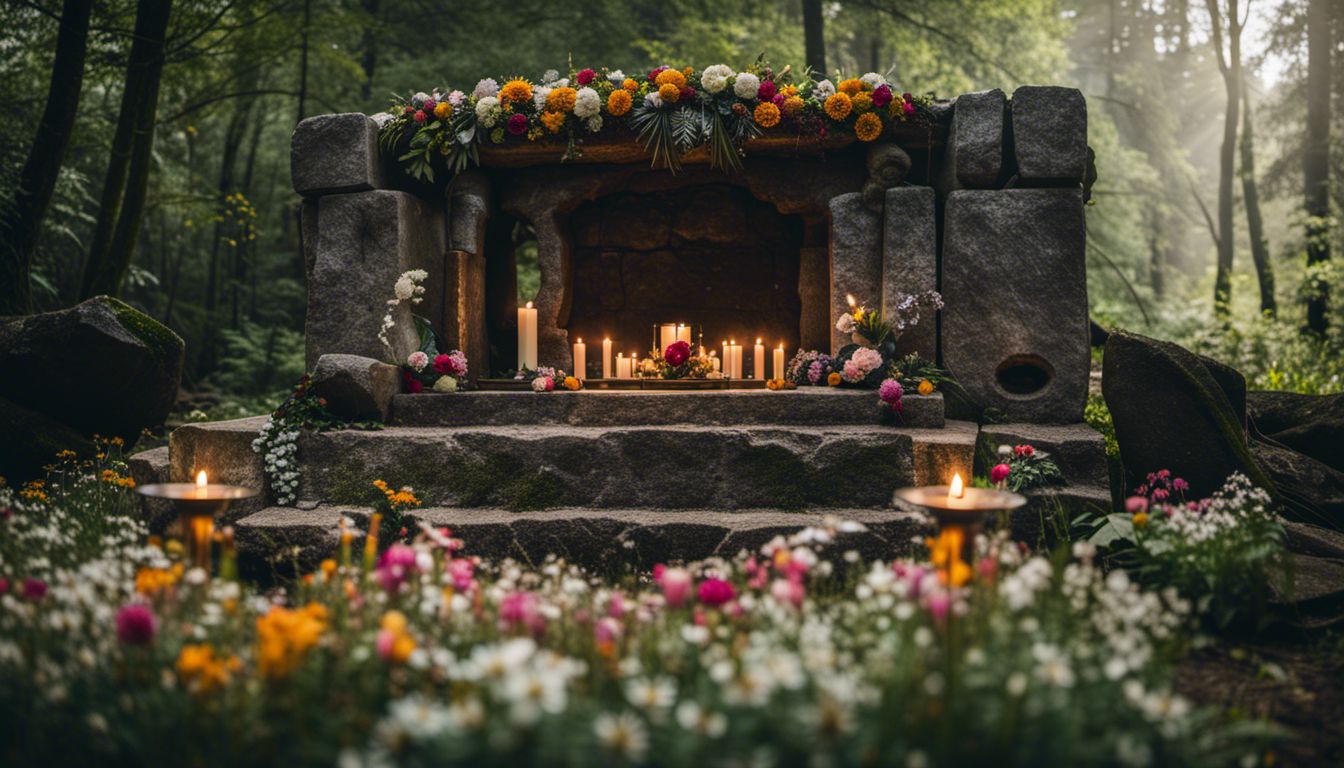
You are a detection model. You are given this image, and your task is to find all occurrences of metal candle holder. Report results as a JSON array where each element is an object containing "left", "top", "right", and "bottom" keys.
[
  {"left": 137, "top": 474, "right": 256, "bottom": 572},
  {"left": 894, "top": 479, "right": 1026, "bottom": 565}
]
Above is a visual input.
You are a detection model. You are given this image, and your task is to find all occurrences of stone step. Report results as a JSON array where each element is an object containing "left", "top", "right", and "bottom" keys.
[
  {"left": 233, "top": 505, "right": 932, "bottom": 572},
  {"left": 979, "top": 422, "right": 1110, "bottom": 487},
  {"left": 170, "top": 417, "right": 978, "bottom": 512},
  {"left": 390, "top": 390, "right": 944, "bottom": 428}
]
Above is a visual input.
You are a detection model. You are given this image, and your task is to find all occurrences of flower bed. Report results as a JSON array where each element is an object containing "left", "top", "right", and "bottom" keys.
[{"left": 0, "top": 453, "right": 1281, "bottom": 766}]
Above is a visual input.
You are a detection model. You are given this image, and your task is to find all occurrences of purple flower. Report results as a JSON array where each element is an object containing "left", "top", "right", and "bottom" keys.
[
  {"left": 20, "top": 578, "right": 46, "bottom": 602},
  {"left": 878, "top": 378, "right": 904, "bottom": 411}
]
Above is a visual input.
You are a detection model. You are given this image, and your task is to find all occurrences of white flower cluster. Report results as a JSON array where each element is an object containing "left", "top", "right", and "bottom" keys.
[
  {"left": 251, "top": 415, "right": 301, "bottom": 505},
  {"left": 379, "top": 269, "right": 428, "bottom": 361},
  {"left": 700, "top": 64, "right": 734, "bottom": 94}
]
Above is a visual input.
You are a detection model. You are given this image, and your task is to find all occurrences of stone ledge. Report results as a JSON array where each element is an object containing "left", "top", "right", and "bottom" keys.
[
  {"left": 979, "top": 421, "right": 1109, "bottom": 487},
  {"left": 391, "top": 390, "right": 944, "bottom": 428}
]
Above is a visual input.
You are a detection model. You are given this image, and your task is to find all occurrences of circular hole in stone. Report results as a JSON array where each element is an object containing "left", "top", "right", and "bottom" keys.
[{"left": 994, "top": 354, "right": 1054, "bottom": 397}]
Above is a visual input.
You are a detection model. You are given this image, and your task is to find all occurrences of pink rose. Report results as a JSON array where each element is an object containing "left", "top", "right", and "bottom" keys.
[
  {"left": 1125, "top": 496, "right": 1149, "bottom": 514},
  {"left": 697, "top": 577, "right": 735, "bottom": 607},
  {"left": 990, "top": 463, "right": 1010, "bottom": 485},
  {"left": 664, "top": 340, "right": 691, "bottom": 367},
  {"left": 657, "top": 566, "right": 693, "bottom": 608}
]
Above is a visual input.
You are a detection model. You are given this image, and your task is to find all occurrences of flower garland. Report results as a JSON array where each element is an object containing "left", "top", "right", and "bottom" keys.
[{"left": 381, "top": 62, "right": 934, "bottom": 181}]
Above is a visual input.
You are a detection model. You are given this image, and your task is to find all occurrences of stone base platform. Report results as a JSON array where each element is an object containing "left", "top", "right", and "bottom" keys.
[
  {"left": 234, "top": 505, "right": 931, "bottom": 573},
  {"left": 390, "top": 390, "right": 944, "bottom": 428}
]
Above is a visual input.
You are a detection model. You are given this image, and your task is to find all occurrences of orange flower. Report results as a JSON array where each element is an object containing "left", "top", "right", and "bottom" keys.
[
  {"left": 658, "top": 82, "right": 681, "bottom": 103},
  {"left": 546, "top": 86, "right": 577, "bottom": 113},
  {"left": 824, "top": 92, "right": 852, "bottom": 120},
  {"left": 838, "top": 78, "right": 864, "bottom": 96},
  {"left": 607, "top": 89, "right": 632, "bottom": 117},
  {"left": 780, "top": 84, "right": 798, "bottom": 97},
  {"left": 622, "top": 78, "right": 639, "bottom": 92},
  {"left": 562, "top": 376, "right": 582, "bottom": 391},
  {"left": 753, "top": 101, "right": 781, "bottom": 128},
  {"left": 256, "top": 603, "right": 328, "bottom": 680},
  {"left": 918, "top": 379, "right": 935, "bottom": 396},
  {"left": 827, "top": 372, "right": 842, "bottom": 387},
  {"left": 655, "top": 69, "right": 687, "bottom": 89},
  {"left": 854, "top": 112, "right": 883, "bottom": 142},
  {"left": 851, "top": 92, "right": 873, "bottom": 114},
  {"left": 782, "top": 95, "right": 805, "bottom": 117},
  {"left": 433, "top": 101, "right": 452, "bottom": 119},
  {"left": 176, "top": 644, "right": 239, "bottom": 694},
  {"left": 927, "top": 527, "right": 971, "bottom": 587},
  {"left": 540, "top": 110, "right": 566, "bottom": 133},
  {"left": 499, "top": 79, "right": 533, "bottom": 106}
]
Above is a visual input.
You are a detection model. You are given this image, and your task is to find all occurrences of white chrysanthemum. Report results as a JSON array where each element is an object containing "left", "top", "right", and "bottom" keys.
[
  {"left": 701, "top": 64, "right": 733, "bottom": 94},
  {"left": 733, "top": 72, "right": 761, "bottom": 99},
  {"left": 593, "top": 712, "right": 649, "bottom": 762},
  {"left": 607, "top": 69, "right": 626, "bottom": 84},
  {"left": 475, "top": 96, "right": 500, "bottom": 126},
  {"left": 644, "top": 92, "right": 663, "bottom": 108},
  {"left": 433, "top": 376, "right": 458, "bottom": 393},
  {"left": 585, "top": 115, "right": 603, "bottom": 133},
  {"left": 533, "top": 86, "right": 551, "bottom": 111},
  {"left": 541, "top": 69, "right": 559, "bottom": 84},
  {"left": 813, "top": 79, "right": 836, "bottom": 99},
  {"left": 394, "top": 276, "right": 416, "bottom": 301},
  {"left": 472, "top": 78, "right": 498, "bottom": 99},
  {"left": 861, "top": 72, "right": 886, "bottom": 89},
  {"left": 573, "top": 87, "right": 601, "bottom": 118},
  {"left": 531, "top": 377, "right": 548, "bottom": 392}
]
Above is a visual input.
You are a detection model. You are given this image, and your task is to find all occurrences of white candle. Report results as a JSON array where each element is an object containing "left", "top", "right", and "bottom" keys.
[
  {"left": 677, "top": 324, "right": 691, "bottom": 345},
  {"left": 616, "top": 353, "right": 628, "bottom": 379},
  {"left": 721, "top": 341, "right": 729, "bottom": 372},
  {"left": 774, "top": 344, "right": 785, "bottom": 380},
  {"left": 753, "top": 339, "right": 765, "bottom": 380},
  {"left": 711, "top": 354, "right": 720, "bottom": 373},
  {"left": 728, "top": 341, "right": 742, "bottom": 380},
  {"left": 572, "top": 338, "right": 586, "bottom": 380},
  {"left": 517, "top": 301, "right": 537, "bottom": 371},
  {"left": 659, "top": 324, "right": 678, "bottom": 354},
  {"left": 602, "top": 338, "right": 612, "bottom": 379}
]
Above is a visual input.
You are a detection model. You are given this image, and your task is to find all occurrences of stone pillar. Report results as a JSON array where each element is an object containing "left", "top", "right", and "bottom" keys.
[
  {"left": 530, "top": 212, "right": 573, "bottom": 370},
  {"left": 828, "top": 192, "right": 883, "bottom": 355},
  {"left": 934, "top": 89, "right": 1006, "bottom": 195},
  {"left": 445, "top": 170, "right": 492, "bottom": 382},
  {"left": 304, "top": 190, "right": 446, "bottom": 369},
  {"left": 291, "top": 113, "right": 387, "bottom": 197},
  {"left": 798, "top": 246, "right": 830, "bottom": 352},
  {"left": 1009, "top": 86, "right": 1087, "bottom": 184},
  {"left": 942, "top": 188, "right": 1088, "bottom": 423},
  {"left": 882, "top": 187, "right": 937, "bottom": 361}
]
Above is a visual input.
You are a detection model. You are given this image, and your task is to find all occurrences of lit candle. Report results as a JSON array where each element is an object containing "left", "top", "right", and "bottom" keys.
[
  {"left": 517, "top": 301, "right": 538, "bottom": 371},
  {"left": 602, "top": 338, "right": 612, "bottom": 379},
  {"left": 846, "top": 293, "right": 857, "bottom": 308},
  {"left": 721, "top": 341, "right": 729, "bottom": 373},
  {"left": 616, "top": 353, "right": 628, "bottom": 379},
  {"left": 660, "top": 324, "right": 678, "bottom": 354},
  {"left": 948, "top": 472, "right": 965, "bottom": 500},
  {"left": 572, "top": 338, "right": 586, "bottom": 380},
  {"left": 195, "top": 469, "right": 208, "bottom": 499},
  {"left": 730, "top": 341, "right": 743, "bottom": 380},
  {"left": 677, "top": 324, "right": 692, "bottom": 345},
  {"left": 753, "top": 338, "right": 765, "bottom": 380},
  {"left": 774, "top": 344, "right": 785, "bottom": 380}
]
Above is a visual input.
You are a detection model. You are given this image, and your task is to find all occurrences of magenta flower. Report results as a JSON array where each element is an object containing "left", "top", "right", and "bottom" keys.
[
  {"left": 757, "top": 80, "right": 777, "bottom": 101},
  {"left": 770, "top": 577, "right": 805, "bottom": 609},
  {"left": 20, "top": 578, "right": 46, "bottom": 602},
  {"left": 500, "top": 591, "right": 545, "bottom": 634},
  {"left": 664, "top": 340, "right": 691, "bottom": 367},
  {"left": 576, "top": 68, "right": 596, "bottom": 86},
  {"left": 446, "top": 558, "right": 476, "bottom": 593},
  {"left": 115, "top": 604, "right": 157, "bottom": 646},
  {"left": 990, "top": 463, "right": 1011, "bottom": 485},
  {"left": 1125, "top": 496, "right": 1149, "bottom": 514},
  {"left": 413, "top": 110, "right": 427, "bottom": 124},
  {"left": 506, "top": 112, "right": 529, "bottom": 136},
  {"left": 376, "top": 544, "right": 419, "bottom": 592},
  {"left": 656, "top": 566, "right": 693, "bottom": 608},
  {"left": 697, "top": 577, "right": 736, "bottom": 607},
  {"left": 878, "top": 378, "right": 904, "bottom": 411},
  {"left": 871, "top": 84, "right": 893, "bottom": 109}
]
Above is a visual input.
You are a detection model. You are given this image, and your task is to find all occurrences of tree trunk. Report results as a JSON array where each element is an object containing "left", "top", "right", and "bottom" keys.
[
  {"left": 0, "top": 0, "right": 95, "bottom": 314},
  {"left": 360, "top": 0, "right": 380, "bottom": 103},
  {"left": 297, "top": 0, "right": 311, "bottom": 125},
  {"left": 1204, "top": 0, "right": 1241, "bottom": 318},
  {"left": 802, "top": 0, "right": 826, "bottom": 77},
  {"left": 1304, "top": 0, "right": 1331, "bottom": 334},
  {"left": 1239, "top": 80, "right": 1275, "bottom": 316},
  {"left": 80, "top": 0, "right": 173, "bottom": 299}
]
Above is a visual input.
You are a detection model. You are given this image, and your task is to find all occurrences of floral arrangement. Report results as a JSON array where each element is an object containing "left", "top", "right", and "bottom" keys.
[
  {"left": 1081, "top": 471, "right": 1290, "bottom": 628},
  {"left": 988, "top": 444, "right": 1064, "bottom": 492},
  {"left": 890, "top": 352, "right": 959, "bottom": 397},
  {"left": 0, "top": 460, "right": 1281, "bottom": 766},
  {"left": 379, "top": 62, "right": 935, "bottom": 180},
  {"left": 642, "top": 340, "right": 716, "bottom": 379},
  {"left": 835, "top": 291, "right": 943, "bottom": 348},
  {"left": 404, "top": 349, "right": 468, "bottom": 393},
  {"left": 379, "top": 269, "right": 428, "bottom": 361},
  {"left": 250, "top": 376, "right": 375, "bottom": 505},
  {"left": 784, "top": 349, "right": 835, "bottom": 386},
  {"left": 514, "top": 365, "right": 581, "bottom": 392}
]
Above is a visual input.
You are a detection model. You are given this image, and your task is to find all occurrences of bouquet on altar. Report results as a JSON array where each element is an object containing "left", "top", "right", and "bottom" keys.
[
  {"left": 514, "top": 365, "right": 581, "bottom": 392},
  {"left": 643, "top": 340, "right": 716, "bottom": 380}
]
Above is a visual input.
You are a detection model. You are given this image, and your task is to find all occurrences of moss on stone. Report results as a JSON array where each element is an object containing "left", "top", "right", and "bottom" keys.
[
  {"left": 444, "top": 453, "right": 570, "bottom": 511},
  {"left": 105, "top": 296, "right": 184, "bottom": 363}
]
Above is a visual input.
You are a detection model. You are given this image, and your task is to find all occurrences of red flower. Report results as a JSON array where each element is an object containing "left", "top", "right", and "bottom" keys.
[
  {"left": 413, "top": 110, "right": 427, "bottom": 124},
  {"left": 697, "top": 577, "right": 735, "bottom": 607},
  {"left": 1014, "top": 444, "right": 1035, "bottom": 458},
  {"left": 757, "top": 80, "right": 777, "bottom": 101},
  {"left": 903, "top": 101, "right": 916, "bottom": 116},
  {"left": 990, "top": 463, "right": 1011, "bottom": 485},
  {"left": 422, "top": 98, "right": 437, "bottom": 114},
  {"left": 871, "top": 84, "right": 893, "bottom": 109},
  {"left": 576, "top": 68, "right": 596, "bottom": 86},
  {"left": 403, "top": 105, "right": 414, "bottom": 114},
  {"left": 648, "top": 65, "right": 668, "bottom": 82},
  {"left": 403, "top": 371, "right": 423, "bottom": 394},
  {"left": 21, "top": 578, "right": 46, "bottom": 601},
  {"left": 681, "top": 86, "right": 695, "bottom": 100},
  {"left": 664, "top": 340, "right": 691, "bottom": 367},
  {"left": 506, "top": 112, "right": 528, "bottom": 135}
]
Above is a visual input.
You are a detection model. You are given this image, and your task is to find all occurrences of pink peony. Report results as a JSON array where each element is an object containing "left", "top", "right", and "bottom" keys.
[
  {"left": 407, "top": 351, "right": 429, "bottom": 372},
  {"left": 770, "top": 577, "right": 805, "bottom": 609},
  {"left": 376, "top": 544, "right": 419, "bottom": 592},
  {"left": 871, "top": 84, "right": 893, "bottom": 109},
  {"left": 21, "top": 578, "right": 46, "bottom": 601},
  {"left": 656, "top": 566, "right": 693, "bottom": 608},
  {"left": 990, "top": 463, "right": 1011, "bottom": 485},
  {"left": 507, "top": 112, "right": 529, "bottom": 136},
  {"left": 500, "top": 591, "right": 545, "bottom": 634},
  {"left": 1125, "top": 496, "right": 1149, "bottom": 514},
  {"left": 664, "top": 340, "right": 691, "bottom": 367},
  {"left": 697, "top": 577, "right": 736, "bottom": 607},
  {"left": 446, "top": 558, "right": 476, "bottom": 592},
  {"left": 576, "top": 68, "right": 596, "bottom": 86},
  {"left": 757, "top": 80, "right": 777, "bottom": 101},
  {"left": 878, "top": 378, "right": 903, "bottom": 410},
  {"left": 433, "top": 353, "right": 462, "bottom": 376},
  {"left": 842, "top": 360, "right": 861, "bottom": 382},
  {"left": 116, "top": 604, "right": 157, "bottom": 646}
]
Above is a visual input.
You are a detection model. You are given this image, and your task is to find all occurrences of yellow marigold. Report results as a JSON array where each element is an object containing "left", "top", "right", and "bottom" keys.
[
  {"left": 827, "top": 372, "right": 842, "bottom": 387},
  {"left": 824, "top": 92, "right": 852, "bottom": 121},
  {"left": 136, "top": 564, "right": 182, "bottom": 596},
  {"left": 838, "top": 78, "right": 864, "bottom": 96},
  {"left": 658, "top": 82, "right": 681, "bottom": 103},
  {"left": 176, "top": 644, "right": 237, "bottom": 695},
  {"left": 562, "top": 376, "right": 581, "bottom": 391},
  {"left": 607, "top": 88, "right": 632, "bottom": 116},
  {"left": 546, "top": 86, "right": 578, "bottom": 113},
  {"left": 622, "top": 78, "right": 639, "bottom": 92},
  {"left": 682, "top": 66, "right": 694, "bottom": 78},
  {"left": 754, "top": 101, "right": 781, "bottom": 128},
  {"left": 655, "top": 68, "right": 687, "bottom": 89},
  {"left": 854, "top": 112, "right": 883, "bottom": 142},
  {"left": 918, "top": 379, "right": 935, "bottom": 396},
  {"left": 851, "top": 92, "right": 873, "bottom": 114},
  {"left": 499, "top": 78, "right": 533, "bottom": 106},
  {"left": 780, "top": 84, "right": 798, "bottom": 97},
  {"left": 540, "top": 110, "right": 566, "bottom": 133},
  {"left": 433, "top": 101, "right": 452, "bottom": 119},
  {"left": 256, "top": 603, "right": 328, "bottom": 680},
  {"left": 782, "top": 95, "right": 805, "bottom": 117},
  {"left": 1132, "top": 511, "right": 1149, "bottom": 528}
]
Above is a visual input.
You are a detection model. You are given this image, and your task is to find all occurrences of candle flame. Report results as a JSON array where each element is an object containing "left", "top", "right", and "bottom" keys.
[
  {"left": 949, "top": 472, "right": 964, "bottom": 500},
  {"left": 576, "top": 337, "right": 583, "bottom": 343},
  {"left": 196, "top": 470, "right": 208, "bottom": 487},
  {"left": 756, "top": 338, "right": 762, "bottom": 345},
  {"left": 846, "top": 293, "right": 856, "bottom": 307},
  {"left": 525, "top": 301, "right": 533, "bottom": 309}
]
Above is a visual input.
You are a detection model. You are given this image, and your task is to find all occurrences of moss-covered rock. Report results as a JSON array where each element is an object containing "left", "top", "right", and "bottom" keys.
[{"left": 0, "top": 296, "right": 184, "bottom": 445}]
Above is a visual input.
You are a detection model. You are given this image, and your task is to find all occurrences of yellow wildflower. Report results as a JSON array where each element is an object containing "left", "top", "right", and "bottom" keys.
[
  {"left": 1132, "top": 511, "right": 1149, "bottom": 528},
  {"left": 540, "top": 110, "right": 566, "bottom": 133},
  {"left": 433, "top": 101, "right": 452, "bottom": 119},
  {"left": 136, "top": 564, "right": 183, "bottom": 596},
  {"left": 256, "top": 603, "right": 328, "bottom": 680}
]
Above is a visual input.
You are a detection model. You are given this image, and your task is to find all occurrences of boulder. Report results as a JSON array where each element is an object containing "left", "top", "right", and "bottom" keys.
[
  {"left": 882, "top": 187, "right": 938, "bottom": 361},
  {"left": 311, "top": 354, "right": 401, "bottom": 421},
  {"left": 1248, "top": 391, "right": 1344, "bottom": 472},
  {"left": 0, "top": 395, "right": 95, "bottom": 480},
  {"left": 1009, "top": 86, "right": 1088, "bottom": 183},
  {"left": 0, "top": 296, "right": 184, "bottom": 442},
  {"left": 937, "top": 89, "right": 1006, "bottom": 191},
  {"left": 1101, "top": 330, "right": 1273, "bottom": 499},
  {"left": 1250, "top": 440, "right": 1344, "bottom": 527},
  {"left": 291, "top": 113, "right": 387, "bottom": 197},
  {"left": 942, "top": 188, "right": 1089, "bottom": 422}
]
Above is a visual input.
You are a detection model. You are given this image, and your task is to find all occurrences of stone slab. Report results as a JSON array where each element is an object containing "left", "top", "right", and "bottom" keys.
[
  {"left": 937, "top": 89, "right": 1006, "bottom": 191},
  {"left": 167, "top": 416, "right": 268, "bottom": 520},
  {"left": 390, "top": 390, "right": 944, "bottom": 428},
  {"left": 291, "top": 113, "right": 386, "bottom": 197},
  {"left": 234, "top": 505, "right": 932, "bottom": 573},
  {"left": 829, "top": 192, "right": 883, "bottom": 355},
  {"left": 447, "top": 170, "right": 491, "bottom": 256},
  {"left": 979, "top": 422, "right": 1109, "bottom": 488},
  {"left": 942, "top": 188, "right": 1089, "bottom": 423},
  {"left": 305, "top": 190, "right": 446, "bottom": 370},
  {"left": 1010, "top": 86, "right": 1087, "bottom": 184},
  {"left": 882, "top": 186, "right": 938, "bottom": 360},
  {"left": 127, "top": 446, "right": 174, "bottom": 531},
  {"left": 311, "top": 354, "right": 401, "bottom": 421}
]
